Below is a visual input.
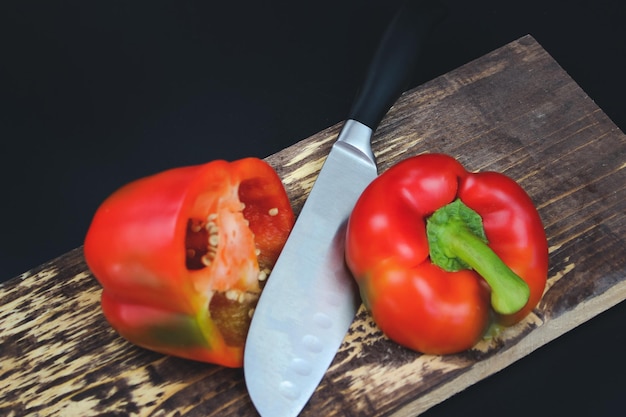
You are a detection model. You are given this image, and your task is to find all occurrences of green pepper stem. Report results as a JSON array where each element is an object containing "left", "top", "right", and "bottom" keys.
[
  {"left": 444, "top": 224, "right": 529, "bottom": 314},
  {"left": 427, "top": 200, "right": 530, "bottom": 315}
]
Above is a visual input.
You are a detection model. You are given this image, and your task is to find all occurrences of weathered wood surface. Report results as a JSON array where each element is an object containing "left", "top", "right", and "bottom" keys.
[{"left": 1, "top": 35, "right": 625, "bottom": 416}]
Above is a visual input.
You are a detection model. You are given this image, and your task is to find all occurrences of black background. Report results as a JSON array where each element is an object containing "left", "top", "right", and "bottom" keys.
[{"left": 1, "top": 1, "right": 625, "bottom": 416}]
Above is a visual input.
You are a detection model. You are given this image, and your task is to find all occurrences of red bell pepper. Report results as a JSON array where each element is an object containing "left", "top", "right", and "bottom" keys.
[
  {"left": 345, "top": 153, "right": 548, "bottom": 355},
  {"left": 84, "top": 158, "right": 294, "bottom": 367}
]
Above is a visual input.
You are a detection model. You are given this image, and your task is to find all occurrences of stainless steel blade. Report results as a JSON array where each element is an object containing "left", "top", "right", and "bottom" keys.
[{"left": 243, "top": 120, "right": 375, "bottom": 417}]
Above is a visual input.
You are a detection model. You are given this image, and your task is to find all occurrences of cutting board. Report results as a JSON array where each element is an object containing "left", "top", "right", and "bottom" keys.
[{"left": 1, "top": 35, "right": 625, "bottom": 416}]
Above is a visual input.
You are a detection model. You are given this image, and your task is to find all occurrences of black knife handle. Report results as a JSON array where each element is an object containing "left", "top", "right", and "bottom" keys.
[{"left": 348, "top": 0, "right": 446, "bottom": 130}]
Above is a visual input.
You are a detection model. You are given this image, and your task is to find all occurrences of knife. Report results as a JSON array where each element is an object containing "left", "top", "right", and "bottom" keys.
[{"left": 244, "top": 1, "right": 445, "bottom": 415}]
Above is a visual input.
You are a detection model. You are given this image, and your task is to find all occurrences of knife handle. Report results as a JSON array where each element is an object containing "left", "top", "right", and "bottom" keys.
[{"left": 348, "top": 0, "right": 446, "bottom": 130}]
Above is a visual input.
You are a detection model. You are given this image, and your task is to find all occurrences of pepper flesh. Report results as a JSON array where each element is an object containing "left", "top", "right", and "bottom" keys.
[
  {"left": 84, "top": 158, "right": 294, "bottom": 367},
  {"left": 345, "top": 153, "right": 548, "bottom": 354}
]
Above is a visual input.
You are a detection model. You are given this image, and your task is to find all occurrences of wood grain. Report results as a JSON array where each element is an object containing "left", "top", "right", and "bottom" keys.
[{"left": 1, "top": 35, "right": 625, "bottom": 416}]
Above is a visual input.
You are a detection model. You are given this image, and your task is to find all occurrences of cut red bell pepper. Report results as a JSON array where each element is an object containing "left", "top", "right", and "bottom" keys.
[
  {"left": 345, "top": 153, "right": 548, "bottom": 355},
  {"left": 84, "top": 158, "right": 294, "bottom": 367}
]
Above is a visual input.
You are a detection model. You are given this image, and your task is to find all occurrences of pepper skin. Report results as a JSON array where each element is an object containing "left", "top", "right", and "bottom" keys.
[
  {"left": 84, "top": 158, "right": 294, "bottom": 367},
  {"left": 345, "top": 153, "right": 548, "bottom": 355}
]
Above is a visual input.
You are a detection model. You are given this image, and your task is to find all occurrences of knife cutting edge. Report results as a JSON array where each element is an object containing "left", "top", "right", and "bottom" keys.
[{"left": 244, "top": 1, "right": 446, "bottom": 416}]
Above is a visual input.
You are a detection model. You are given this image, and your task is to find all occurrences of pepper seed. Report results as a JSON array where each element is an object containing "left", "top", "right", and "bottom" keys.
[
  {"left": 225, "top": 290, "right": 239, "bottom": 301},
  {"left": 201, "top": 254, "right": 213, "bottom": 267},
  {"left": 258, "top": 268, "right": 271, "bottom": 282},
  {"left": 190, "top": 219, "right": 205, "bottom": 233}
]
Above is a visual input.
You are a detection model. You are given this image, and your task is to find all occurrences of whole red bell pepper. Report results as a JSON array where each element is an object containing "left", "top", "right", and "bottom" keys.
[
  {"left": 84, "top": 158, "right": 294, "bottom": 367},
  {"left": 345, "top": 153, "right": 548, "bottom": 355}
]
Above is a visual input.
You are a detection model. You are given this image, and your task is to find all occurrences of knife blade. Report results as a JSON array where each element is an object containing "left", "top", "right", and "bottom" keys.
[{"left": 244, "top": 1, "right": 446, "bottom": 416}]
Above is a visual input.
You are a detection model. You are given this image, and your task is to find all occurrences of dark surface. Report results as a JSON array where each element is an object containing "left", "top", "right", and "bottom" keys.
[{"left": 1, "top": 1, "right": 624, "bottom": 416}]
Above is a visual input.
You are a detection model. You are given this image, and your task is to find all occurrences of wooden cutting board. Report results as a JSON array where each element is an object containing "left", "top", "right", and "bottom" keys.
[{"left": 1, "top": 35, "right": 625, "bottom": 416}]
